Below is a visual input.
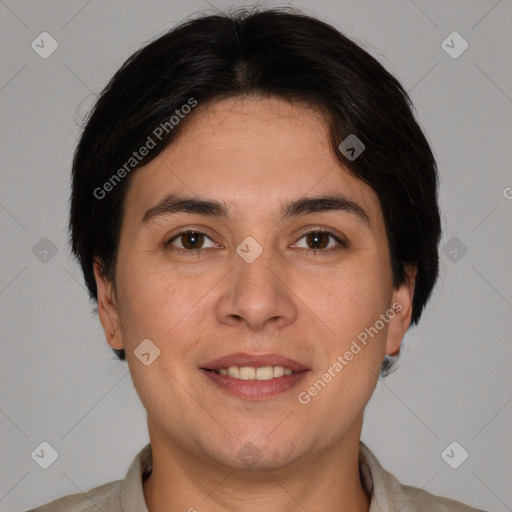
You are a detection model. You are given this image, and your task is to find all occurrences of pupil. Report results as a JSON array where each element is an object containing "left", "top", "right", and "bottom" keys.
[
  {"left": 183, "top": 232, "right": 203, "bottom": 249},
  {"left": 307, "top": 232, "right": 328, "bottom": 249}
]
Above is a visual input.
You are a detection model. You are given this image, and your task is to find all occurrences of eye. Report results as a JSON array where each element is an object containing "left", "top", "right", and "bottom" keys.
[
  {"left": 293, "top": 229, "right": 346, "bottom": 253},
  {"left": 166, "top": 230, "right": 219, "bottom": 251}
]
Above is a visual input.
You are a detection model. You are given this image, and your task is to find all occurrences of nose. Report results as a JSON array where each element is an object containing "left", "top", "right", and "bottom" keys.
[{"left": 215, "top": 238, "right": 297, "bottom": 331}]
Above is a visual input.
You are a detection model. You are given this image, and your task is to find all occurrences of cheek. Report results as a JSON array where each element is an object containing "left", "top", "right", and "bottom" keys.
[
  {"left": 297, "top": 271, "right": 389, "bottom": 419},
  {"left": 115, "top": 258, "right": 220, "bottom": 362},
  {"left": 295, "top": 259, "right": 392, "bottom": 397},
  {"left": 115, "top": 259, "right": 182, "bottom": 339},
  {"left": 298, "top": 259, "right": 391, "bottom": 333}
]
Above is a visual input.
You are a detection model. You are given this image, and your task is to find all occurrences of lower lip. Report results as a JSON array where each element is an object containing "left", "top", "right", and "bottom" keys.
[{"left": 200, "top": 369, "right": 309, "bottom": 400}]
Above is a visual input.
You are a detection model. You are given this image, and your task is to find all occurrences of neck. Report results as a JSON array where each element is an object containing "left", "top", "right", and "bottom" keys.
[{"left": 143, "top": 417, "right": 371, "bottom": 512}]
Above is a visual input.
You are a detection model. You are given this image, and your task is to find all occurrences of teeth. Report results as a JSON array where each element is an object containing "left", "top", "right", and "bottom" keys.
[
  {"left": 256, "top": 366, "right": 273, "bottom": 380},
  {"left": 215, "top": 365, "right": 296, "bottom": 380},
  {"left": 273, "top": 366, "right": 284, "bottom": 378},
  {"left": 227, "top": 366, "right": 239, "bottom": 378},
  {"left": 239, "top": 367, "right": 256, "bottom": 380}
]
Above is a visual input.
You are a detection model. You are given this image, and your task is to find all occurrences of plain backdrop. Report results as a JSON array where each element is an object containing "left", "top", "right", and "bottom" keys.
[{"left": 1, "top": 1, "right": 511, "bottom": 511}]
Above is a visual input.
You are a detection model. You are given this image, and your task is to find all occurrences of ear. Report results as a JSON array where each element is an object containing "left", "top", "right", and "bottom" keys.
[
  {"left": 93, "top": 259, "right": 124, "bottom": 351},
  {"left": 385, "top": 264, "right": 417, "bottom": 357}
]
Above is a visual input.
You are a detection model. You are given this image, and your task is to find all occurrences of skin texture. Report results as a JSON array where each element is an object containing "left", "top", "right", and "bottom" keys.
[{"left": 94, "top": 96, "right": 416, "bottom": 512}]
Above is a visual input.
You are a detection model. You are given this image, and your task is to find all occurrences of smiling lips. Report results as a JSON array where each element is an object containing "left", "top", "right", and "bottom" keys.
[{"left": 200, "top": 352, "right": 309, "bottom": 399}]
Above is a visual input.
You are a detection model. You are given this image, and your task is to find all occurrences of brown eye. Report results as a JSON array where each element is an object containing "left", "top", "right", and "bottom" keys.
[
  {"left": 305, "top": 231, "right": 330, "bottom": 250},
  {"left": 167, "top": 231, "right": 217, "bottom": 251},
  {"left": 294, "top": 229, "right": 346, "bottom": 252},
  {"left": 181, "top": 232, "right": 204, "bottom": 249}
]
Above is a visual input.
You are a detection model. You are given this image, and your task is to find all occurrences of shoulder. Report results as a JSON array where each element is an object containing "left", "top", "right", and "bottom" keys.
[
  {"left": 26, "top": 479, "right": 122, "bottom": 512},
  {"left": 396, "top": 481, "right": 489, "bottom": 511},
  {"left": 358, "top": 442, "right": 489, "bottom": 512},
  {"left": 26, "top": 443, "right": 152, "bottom": 512}
]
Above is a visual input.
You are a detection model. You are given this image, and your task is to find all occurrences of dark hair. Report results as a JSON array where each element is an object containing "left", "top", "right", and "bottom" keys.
[{"left": 68, "top": 6, "right": 441, "bottom": 375}]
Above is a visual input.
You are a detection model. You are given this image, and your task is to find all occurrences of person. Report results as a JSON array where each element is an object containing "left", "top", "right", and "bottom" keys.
[{"left": 29, "top": 6, "right": 488, "bottom": 512}]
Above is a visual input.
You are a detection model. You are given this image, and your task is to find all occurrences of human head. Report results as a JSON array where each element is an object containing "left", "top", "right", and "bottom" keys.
[{"left": 68, "top": 6, "right": 441, "bottom": 377}]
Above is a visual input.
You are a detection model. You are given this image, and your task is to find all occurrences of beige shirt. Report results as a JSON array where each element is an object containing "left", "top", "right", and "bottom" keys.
[{"left": 28, "top": 441, "right": 487, "bottom": 511}]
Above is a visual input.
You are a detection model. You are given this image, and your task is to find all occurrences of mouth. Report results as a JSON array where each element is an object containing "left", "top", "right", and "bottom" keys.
[{"left": 200, "top": 352, "right": 309, "bottom": 400}]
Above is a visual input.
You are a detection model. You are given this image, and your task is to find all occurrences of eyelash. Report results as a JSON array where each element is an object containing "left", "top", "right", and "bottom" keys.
[{"left": 165, "top": 228, "right": 347, "bottom": 255}]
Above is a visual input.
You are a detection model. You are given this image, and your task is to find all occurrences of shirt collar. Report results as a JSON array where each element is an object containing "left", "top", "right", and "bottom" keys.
[
  {"left": 358, "top": 440, "right": 405, "bottom": 510},
  {"left": 119, "top": 443, "right": 152, "bottom": 512}
]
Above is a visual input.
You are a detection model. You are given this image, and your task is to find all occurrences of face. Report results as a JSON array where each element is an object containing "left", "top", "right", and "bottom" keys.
[{"left": 95, "top": 96, "right": 414, "bottom": 471}]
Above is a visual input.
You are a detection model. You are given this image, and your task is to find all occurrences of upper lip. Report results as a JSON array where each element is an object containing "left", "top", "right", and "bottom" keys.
[{"left": 201, "top": 352, "right": 309, "bottom": 372}]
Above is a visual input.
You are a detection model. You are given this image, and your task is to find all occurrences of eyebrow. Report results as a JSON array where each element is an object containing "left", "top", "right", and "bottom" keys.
[{"left": 141, "top": 193, "right": 370, "bottom": 226}]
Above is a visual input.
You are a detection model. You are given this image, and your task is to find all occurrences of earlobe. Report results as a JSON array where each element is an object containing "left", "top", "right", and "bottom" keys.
[
  {"left": 385, "top": 265, "right": 417, "bottom": 357},
  {"left": 93, "top": 259, "right": 124, "bottom": 351}
]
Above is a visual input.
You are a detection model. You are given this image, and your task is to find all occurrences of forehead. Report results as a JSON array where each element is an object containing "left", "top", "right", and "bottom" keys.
[{"left": 123, "top": 96, "right": 383, "bottom": 227}]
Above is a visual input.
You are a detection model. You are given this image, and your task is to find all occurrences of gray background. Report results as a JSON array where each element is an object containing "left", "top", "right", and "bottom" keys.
[{"left": 1, "top": 0, "right": 511, "bottom": 510}]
